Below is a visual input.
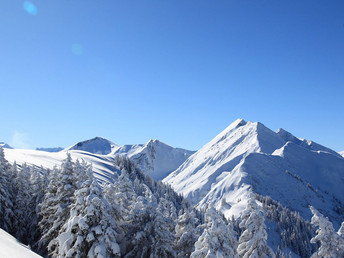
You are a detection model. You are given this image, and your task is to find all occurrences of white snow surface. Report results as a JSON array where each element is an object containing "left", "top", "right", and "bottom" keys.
[
  {"left": 340, "top": 151, "right": 344, "bottom": 158},
  {"left": 163, "top": 119, "right": 344, "bottom": 226},
  {"left": 4, "top": 148, "right": 119, "bottom": 183},
  {"left": 0, "top": 229, "right": 42, "bottom": 258}
]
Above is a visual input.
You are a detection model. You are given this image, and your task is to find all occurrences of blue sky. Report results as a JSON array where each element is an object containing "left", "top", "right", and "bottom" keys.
[{"left": 1, "top": 1, "right": 343, "bottom": 151}]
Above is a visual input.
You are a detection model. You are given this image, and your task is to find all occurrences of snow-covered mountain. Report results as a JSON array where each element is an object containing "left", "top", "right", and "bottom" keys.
[
  {"left": 3, "top": 138, "right": 193, "bottom": 181},
  {"left": 164, "top": 119, "right": 344, "bottom": 227},
  {"left": 0, "top": 229, "right": 42, "bottom": 258},
  {"left": 65, "top": 137, "right": 118, "bottom": 155},
  {"left": 114, "top": 139, "right": 195, "bottom": 180},
  {"left": 340, "top": 151, "right": 344, "bottom": 158},
  {"left": 0, "top": 142, "right": 12, "bottom": 149}
]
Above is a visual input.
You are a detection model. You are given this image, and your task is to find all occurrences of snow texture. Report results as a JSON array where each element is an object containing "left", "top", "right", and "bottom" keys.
[
  {"left": 0, "top": 228, "right": 42, "bottom": 258},
  {"left": 164, "top": 119, "right": 344, "bottom": 227}
]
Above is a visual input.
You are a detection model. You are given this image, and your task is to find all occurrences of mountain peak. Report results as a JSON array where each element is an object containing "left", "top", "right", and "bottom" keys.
[
  {"left": 0, "top": 142, "right": 13, "bottom": 149},
  {"left": 65, "top": 137, "right": 118, "bottom": 155}
]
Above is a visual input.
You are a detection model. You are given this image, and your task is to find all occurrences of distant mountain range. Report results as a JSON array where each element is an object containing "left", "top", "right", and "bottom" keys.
[{"left": 3, "top": 137, "right": 194, "bottom": 181}]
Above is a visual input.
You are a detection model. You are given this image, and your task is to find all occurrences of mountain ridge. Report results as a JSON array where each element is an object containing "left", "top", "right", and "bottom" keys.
[{"left": 163, "top": 119, "right": 344, "bottom": 227}]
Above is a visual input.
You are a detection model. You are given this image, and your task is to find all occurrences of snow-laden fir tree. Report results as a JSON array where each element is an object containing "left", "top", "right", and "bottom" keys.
[
  {"left": 58, "top": 173, "right": 121, "bottom": 258},
  {"left": 175, "top": 209, "right": 200, "bottom": 258},
  {"left": 107, "top": 169, "right": 137, "bottom": 222},
  {"left": 38, "top": 153, "right": 78, "bottom": 256},
  {"left": 0, "top": 147, "right": 14, "bottom": 233},
  {"left": 309, "top": 206, "right": 344, "bottom": 258},
  {"left": 149, "top": 198, "right": 176, "bottom": 258},
  {"left": 238, "top": 197, "right": 275, "bottom": 258},
  {"left": 191, "top": 205, "right": 238, "bottom": 258},
  {"left": 29, "top": 165, "right": 48, "bottom": 250},
  {"left": 12, "top": 163, "right": 33, "bottom": 244},
  {"left": 122, "top": 195, "right": 155, "bottom": 258}
]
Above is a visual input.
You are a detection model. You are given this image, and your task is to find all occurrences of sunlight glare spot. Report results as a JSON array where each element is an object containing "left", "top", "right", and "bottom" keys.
[{"left": 23, "top": 1, "right": 38, "bottom": 16}]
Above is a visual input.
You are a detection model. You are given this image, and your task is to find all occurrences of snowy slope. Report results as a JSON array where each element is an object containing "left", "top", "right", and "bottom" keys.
[
  {"left": 0, "top": 229, "right": 42, "bottom": 258},
  {"left": 65, "top": 137, "right": 119, "bottom": 155},
  {"left": 164, "top": 119, "right": 344, "bottom": 226},
  {"left": 4, "top": 148, "right": 120, "bottom": 183},
  {"left": 114, "top": 139, "right": 195, "bottom": 180}
]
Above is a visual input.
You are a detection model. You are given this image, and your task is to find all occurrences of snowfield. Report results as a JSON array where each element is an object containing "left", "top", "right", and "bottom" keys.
[
  {"left": 164, "top": 119, "right": 344, "bottom": 227},
  {"left": 0, "top": 229, "right": 42, "bottom": 258}
]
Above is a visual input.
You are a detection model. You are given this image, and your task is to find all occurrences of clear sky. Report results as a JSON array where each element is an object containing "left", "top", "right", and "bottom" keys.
[{"left": 1, "top": 1, "right": 343, "bottom": 151}]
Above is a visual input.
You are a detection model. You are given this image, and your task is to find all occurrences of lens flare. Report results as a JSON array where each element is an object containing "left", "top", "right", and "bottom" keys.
[
  {"left": 23, "top": 1, "right": 38, "bottom": 16},
  {"left": 72, "top": 44, "right": 83, "bottom": 56}
]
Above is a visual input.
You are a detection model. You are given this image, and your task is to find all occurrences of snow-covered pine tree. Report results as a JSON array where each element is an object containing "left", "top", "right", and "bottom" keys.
[
  {"left": 29, "top": 165, "right": 47, "bottom": 251},
  {"left": 112, "top": 169, "right": 137, "bottom": 221},
  {"left": 149, "top": 199, "right": 176, "bottom": 258},
  {"left": 0, "top": 147, "right": 14, "bottom": 233},
  {"left": 175, "top": 209, "right": 200, "bottom": 258},
  {"left": 191, "top": 205, "right": 238, "bottom": 258},
  {"left": 12, "top": 163, "right": 32, "bottom": 244},
  {"left": 74, "top": 159, "right": 93, "bottom": 188},
  {"left": 238, "top": 197, "right": 275, "bottom": 258},
  {"left": 38, "top": 153, "right": 78, "bottom": 256},
  {"left": 58, "top": 173, "right": 121, "bottom": 258},
  {"left": 309, "top": 206, "right": 344, "bottom": 257},
  {"left": 122, "top": 195, "right": 155, "bottom": 258}
]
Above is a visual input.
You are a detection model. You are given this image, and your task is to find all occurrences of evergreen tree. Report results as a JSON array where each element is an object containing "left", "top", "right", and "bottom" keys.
[
  {"left": 150, "top": 199, "right": 176, "bottom": 258},
  {"left": 38, "top": 153, "right": 77, "bottom": 256},
  {"left": 0, "top": 147, "right": 14, "bottom": 233},
  {"left": 191, "top": 206, "right": 238, "bottom": 258},
  {"left": 123, "top": 196, "right": 155, "bottom": 258},
  {"left": 29, "top": 165, "right": 47, "bottom": 250},
  {"left": 12, "top": 163, "right": 32, "bottom": 244},
  {"left": 58, "top": 175, "right": 121, "bottom": 258},
  {"left": 238, "top": 197, "right": 275, "bottom": 258},
  {"left": 175, "top": 209, "right": 200, "bottom": 258},
  {"left": 310, "top": 206, "right": 344, "bottom": 258}
]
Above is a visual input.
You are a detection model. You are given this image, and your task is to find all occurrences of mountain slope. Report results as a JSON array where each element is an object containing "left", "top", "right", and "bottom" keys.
[
  {"left": 340, "top": 151, "right": 344, "bottom": 158},
  {"left": 0, "top": 229, "right": 42, "bottom": 258},
  {"left": 114, "top": 139, "right": 195, "bottom": 180},
  {"left": 164, "top": 119, "right": 344, "bottom": 226},
  {"left": 4, "top": 148, "right": 119, "bottom": 183}
]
